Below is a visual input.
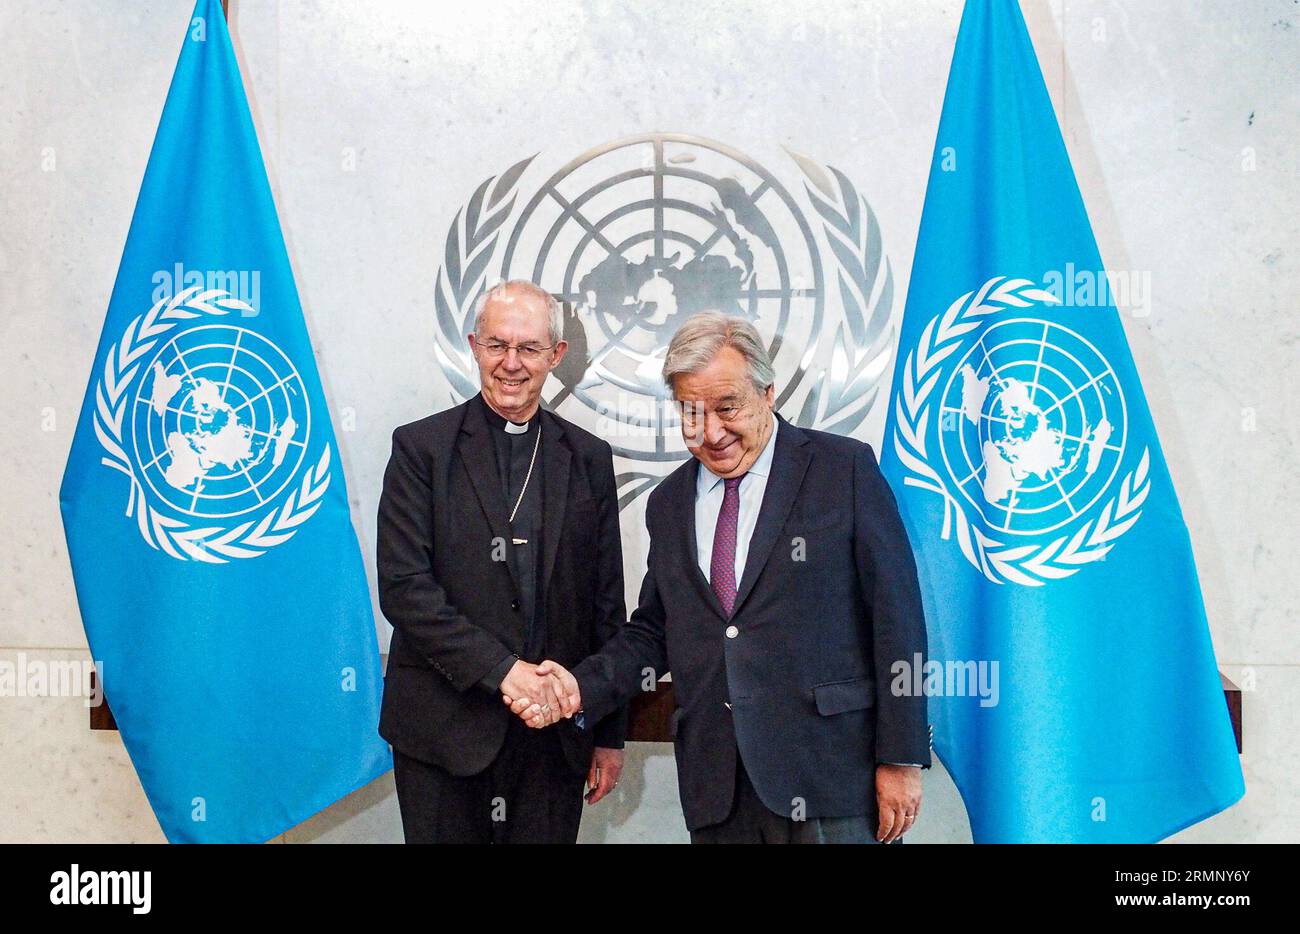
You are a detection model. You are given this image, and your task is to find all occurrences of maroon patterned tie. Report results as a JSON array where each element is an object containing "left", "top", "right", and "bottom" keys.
[{"left": 710, "top": 475, "right": 745, "bottom": 616}]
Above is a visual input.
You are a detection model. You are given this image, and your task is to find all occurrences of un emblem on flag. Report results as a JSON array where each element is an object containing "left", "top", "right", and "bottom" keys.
[
  {"left": 135, "top": 323, "right": 308, "bottom": 519},
  {"left": 92, "top": 286, "right": 333, "bottom": 563},
  {"left": 892, "top": 277, "right": 1151, "bottom": 586}
]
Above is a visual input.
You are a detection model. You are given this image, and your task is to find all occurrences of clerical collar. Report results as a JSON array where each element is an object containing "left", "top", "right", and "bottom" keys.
[{"left": 477, "top": 393, "right": 536, "bottom": 434}]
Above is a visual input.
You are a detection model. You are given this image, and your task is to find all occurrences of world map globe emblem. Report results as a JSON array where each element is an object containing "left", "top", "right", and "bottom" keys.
[
  {"left": 498, "top": 133, "right": 825, "bottom": 462},
  {"left": 131, "top": 323, "right": 311, "bottom": 519},
  {"left": 937, "top": 317, "right": 1127, "bottom": 537}
]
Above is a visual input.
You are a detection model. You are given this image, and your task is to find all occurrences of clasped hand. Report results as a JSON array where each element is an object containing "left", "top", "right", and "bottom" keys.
[{"left": 499, "top": 659, "right": 582, "bottom": 728}]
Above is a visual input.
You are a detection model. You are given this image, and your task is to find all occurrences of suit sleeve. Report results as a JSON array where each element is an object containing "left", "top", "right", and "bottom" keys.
[
  {"left": 853, "top": 442, "right": 932, "bottom": 768},
  {"left": 573, "top": 500, "right": 670, "bottom": 726},
  {"left": 377, "top": 425, "right": 514, "bottom": 693},
  {"left": 589, "top": 441, "right": 630, "bottom": 749}
]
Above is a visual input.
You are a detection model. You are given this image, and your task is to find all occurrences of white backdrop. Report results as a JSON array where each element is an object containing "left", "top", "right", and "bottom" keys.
[{"left": 1, "top": 0, "right": 1296, "bottom": 843}]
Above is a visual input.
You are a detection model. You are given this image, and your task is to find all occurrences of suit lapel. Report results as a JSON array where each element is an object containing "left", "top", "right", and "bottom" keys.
[
  {"left": 458, "top": 401, "right": 519, "bottom": 592},
  {"left": 539, "top": 410, "right": 571, "bottom": 591},
  {"left": 730, "top": 417, "right": 811, "bottom": 616}
]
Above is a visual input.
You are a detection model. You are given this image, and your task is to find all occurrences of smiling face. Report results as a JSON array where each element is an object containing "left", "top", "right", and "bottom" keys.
[
  {"left": 468, "top": 286, "right": 567, "bottom": 422},
  {"left": 673, "top": 345, "right": 775, "bottom": 479}
]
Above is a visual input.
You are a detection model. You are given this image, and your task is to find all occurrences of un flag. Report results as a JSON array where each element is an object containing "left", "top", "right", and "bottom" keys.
[
  {"left": 880, "top": 0, "right": 1244, "bottom": 841},
  {"left": 59, "top": 0, "right": 390, "bottom": 842}
]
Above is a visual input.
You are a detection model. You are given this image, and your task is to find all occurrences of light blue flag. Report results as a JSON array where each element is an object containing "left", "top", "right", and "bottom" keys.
[
  {"left": 59, "top": 0, "right": 390, "bottom": 843},
  {"left": 881, "top": 0, "right": 1243, "bottom": 842}
]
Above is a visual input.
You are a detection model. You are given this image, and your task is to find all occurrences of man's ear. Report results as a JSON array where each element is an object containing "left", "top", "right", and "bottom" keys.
[
  {"left": 549, "top": 339, "right": 569, "bottom": 371},
  {"left": 764, "top": 383, "right": 776, "bottom": 407}
]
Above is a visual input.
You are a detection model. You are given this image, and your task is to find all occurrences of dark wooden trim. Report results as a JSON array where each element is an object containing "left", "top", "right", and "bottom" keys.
[
  {"left": 88, "top": 669, "right": 116, "bottom": 731},
  {"left": 90, "top": 668, "right": 1245, "bottom": 752},
  {"left": 1222, "top": 672, "right": 1243, "bottom": 753},
  {"left": 625, "top": 678, "right": 676, "bottom": 743}
]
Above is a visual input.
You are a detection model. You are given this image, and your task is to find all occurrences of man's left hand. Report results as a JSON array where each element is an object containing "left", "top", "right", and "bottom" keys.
[
  {"left": 875, "top": 764, "right": 922, "bottom": 843},
  {"left": 585, "top": 747, "right": 624, "bottom": 805}
]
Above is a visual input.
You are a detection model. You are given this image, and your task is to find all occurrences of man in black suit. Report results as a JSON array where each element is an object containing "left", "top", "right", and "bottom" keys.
[
  {"left": 514, "top": 312, "right": 930, "bottom": 843},
  {"left": 376, "top": 280, "right": 625, "bottom": 843}
]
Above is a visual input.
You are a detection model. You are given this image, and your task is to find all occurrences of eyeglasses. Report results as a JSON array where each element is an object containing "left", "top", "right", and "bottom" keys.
[
  {"left": 677, "top": 400, "right": 747, "bottom": 427},
  {"left": 477, "top": 340, "right": 556, "bottom": 362}
]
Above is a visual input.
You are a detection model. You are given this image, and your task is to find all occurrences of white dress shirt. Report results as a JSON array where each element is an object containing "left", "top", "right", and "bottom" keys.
[{"left": 694, "top": 418, "right": 779, "bottom": 587}]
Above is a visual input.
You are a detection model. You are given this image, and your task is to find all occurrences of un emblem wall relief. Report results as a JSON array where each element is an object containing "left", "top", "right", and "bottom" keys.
[{"left": 432, "top": 132, "right": 897, "bottom": 508}]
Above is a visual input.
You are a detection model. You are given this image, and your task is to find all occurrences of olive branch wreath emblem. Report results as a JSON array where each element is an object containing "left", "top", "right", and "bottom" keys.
[
  {"left": 889, "top": 276, "right": 1151, "bottom": 586},
  {"left": 92, "top": 285, "right": 331, "bottom": 563}
]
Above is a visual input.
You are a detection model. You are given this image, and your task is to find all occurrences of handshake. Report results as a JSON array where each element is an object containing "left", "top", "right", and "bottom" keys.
[{"left": 499, "top": 658, "right": 582, "bottom": 728}]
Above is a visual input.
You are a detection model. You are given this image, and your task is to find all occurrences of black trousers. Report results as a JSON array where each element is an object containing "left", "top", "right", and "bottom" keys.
[
  {"left": 392, "top": 719, "right": 586, "bottom": 844},
  {"left": 690, "top": 752, "right": 894, "bottom": 844}
]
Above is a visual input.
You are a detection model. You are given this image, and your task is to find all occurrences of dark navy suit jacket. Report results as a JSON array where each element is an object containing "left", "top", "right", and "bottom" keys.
[{"left": 574, "top": 416, "right": 931, "bottom": 830}]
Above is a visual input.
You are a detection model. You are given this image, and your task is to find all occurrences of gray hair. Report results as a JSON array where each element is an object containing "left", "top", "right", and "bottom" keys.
[
  {"left": 661, "top": 312, "right": 775, "bottom": 396},
  {"left": 472, "top": 280, "right": 564, "bottom": 346}
]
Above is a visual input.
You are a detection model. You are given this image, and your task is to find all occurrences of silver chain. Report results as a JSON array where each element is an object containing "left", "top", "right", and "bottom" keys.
[{"left": 508, "top": 423, "right": 542, "bottom": 525}]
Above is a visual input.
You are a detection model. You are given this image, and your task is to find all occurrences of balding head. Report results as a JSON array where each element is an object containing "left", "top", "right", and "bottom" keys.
[{"left": 473, "top": 280, "right": 563, "bottom": 347}]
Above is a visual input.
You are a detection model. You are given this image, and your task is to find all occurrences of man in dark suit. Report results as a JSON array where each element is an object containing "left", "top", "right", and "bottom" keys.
[
  {"left": 376, "top": 280, "right": 626, "bottom": 843},
  {"left": 514, "top": 312, "right": 930, "bottom": 843}
]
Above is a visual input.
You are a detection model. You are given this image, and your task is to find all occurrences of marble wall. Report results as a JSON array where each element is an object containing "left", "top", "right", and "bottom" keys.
[{"left": 1, "top": 0, "right": 1294, "bottom": 843}]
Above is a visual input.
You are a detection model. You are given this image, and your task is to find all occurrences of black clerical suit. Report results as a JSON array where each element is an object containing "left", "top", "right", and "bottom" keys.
[
  {"left": 573, "top": 416, "right": 931, "bottom": 839},
  {"left": 377, "top": 393, "right": 626, "bottom": 843}
]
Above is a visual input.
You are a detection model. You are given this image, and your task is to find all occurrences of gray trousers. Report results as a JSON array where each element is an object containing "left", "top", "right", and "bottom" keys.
[{"left": 690, "top": 753, "right": 899, "bottom": 844}]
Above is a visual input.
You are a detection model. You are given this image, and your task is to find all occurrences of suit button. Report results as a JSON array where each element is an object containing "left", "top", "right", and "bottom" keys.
[
  {"left": 511, "top": 599, "right": 520, "bottom": 611},
  {"left": 725, "top": 625, "right": 739, "bottom": 639}
]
